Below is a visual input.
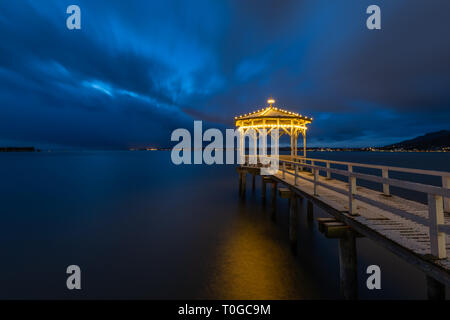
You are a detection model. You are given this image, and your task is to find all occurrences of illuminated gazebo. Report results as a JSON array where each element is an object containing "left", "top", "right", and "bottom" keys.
[{"left": 234, "top": 98, "right": 313, "bottom": 157}]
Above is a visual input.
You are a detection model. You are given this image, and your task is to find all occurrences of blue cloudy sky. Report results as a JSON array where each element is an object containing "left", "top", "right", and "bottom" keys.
[{"left": 0, "top": 0, "right": 449, "bottom": 148}]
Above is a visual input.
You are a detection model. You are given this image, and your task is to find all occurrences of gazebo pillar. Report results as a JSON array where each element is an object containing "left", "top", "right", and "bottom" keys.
[
  {"left": 253, "top": 129, "right": 258, "bottom": 162},
  {"left": 294, "top": 131, "right": 298, "bottom": 157},
  {"left": 302, "top": 130, "right": 306, "bottom": 157},
  {"left": 290, "top": 131, "right": 294, "bottom": 157},
  {"left": 272, "top": 130, "right": 279, "bottom": 157},
  {"left": 239, "top": 128, "right": 245, "bottom": 162},
  {"left": 261, "top": 129, "right": 267, "bottom": 157}
]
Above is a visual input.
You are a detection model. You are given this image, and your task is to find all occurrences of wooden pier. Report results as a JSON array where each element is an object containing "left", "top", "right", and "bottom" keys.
[{"left": 238, "top": 155, "right": 450, "bottom": 300}]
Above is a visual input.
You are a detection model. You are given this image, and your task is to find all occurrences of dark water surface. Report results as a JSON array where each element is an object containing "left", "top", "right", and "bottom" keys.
[{"left": 0, "top": 151, "right": 449, "bottom": 299}]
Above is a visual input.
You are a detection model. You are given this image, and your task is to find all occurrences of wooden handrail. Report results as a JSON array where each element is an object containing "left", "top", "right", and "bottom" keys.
[
  {"left": 277, "top": 158, "right": 449, "bottom": 196},
  {"left": 288, "top": 155, "right": 450, "bottom": 177}
]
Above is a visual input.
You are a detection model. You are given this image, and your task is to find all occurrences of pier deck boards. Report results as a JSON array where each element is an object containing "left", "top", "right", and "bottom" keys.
[{"left": 241, "top": 161, "right": 450, "bottom": 286}]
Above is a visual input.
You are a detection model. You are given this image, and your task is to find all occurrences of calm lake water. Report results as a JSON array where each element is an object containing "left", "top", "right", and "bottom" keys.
[{"left": 0, "top": 151, "right": 449, "bottom": 299}]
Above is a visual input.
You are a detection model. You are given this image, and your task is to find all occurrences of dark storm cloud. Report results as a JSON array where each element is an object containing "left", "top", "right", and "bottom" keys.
[
  {"left": 0, "top": 0, "right": 449, "bottom": 148},
  {"left": 0, "top": 1, "right": 197, "bottom": 148},
  {"left": 192, "top": 0, "right": 450, "bottom": 146}
]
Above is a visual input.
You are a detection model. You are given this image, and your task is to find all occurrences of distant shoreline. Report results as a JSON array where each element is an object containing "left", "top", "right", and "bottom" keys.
[
  {"left": 0, "top": 147, "right": 36, "bottom": 152},
  {"left": 146, "top": 148, "right": 450, "bottom": 153},
  {"left": 1, "top": 147, "right": 448, "bottom": 153}
]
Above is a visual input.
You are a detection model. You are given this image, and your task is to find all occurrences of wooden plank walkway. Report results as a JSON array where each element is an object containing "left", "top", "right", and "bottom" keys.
[{"left": 240, "top": 156, "right": 450, "bottom": 288}]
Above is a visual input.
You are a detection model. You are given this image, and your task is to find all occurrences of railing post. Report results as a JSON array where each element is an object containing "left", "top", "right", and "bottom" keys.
[
  {"left": 294, "top": 165, "right": 298, "bottom": 186},
  {"left": 311, "top": 160, "right": 314, "bottom": 174},
  {"left": 348, "top": 165, "right": 356, "bottom": 192},
  {"left": 442, "top": 176, "right": 449, "bottom": 213},
  {"left": 382, "top": 168, "right": 390, "bottom": 196},
  {"left": 313, "top": 166, "right": 319, "bottom": 196},
  {"left": 282, "top": 162, "right": 286, "bottom": 179},
  {"left": 348, "top": 174, "right": 357, "bottom": 215},
  {"left": 326, "top": 162, "right": 331, "bottom": 179},
  {"left": 428, "top": 194, "right": 446, "bottom": 259}
]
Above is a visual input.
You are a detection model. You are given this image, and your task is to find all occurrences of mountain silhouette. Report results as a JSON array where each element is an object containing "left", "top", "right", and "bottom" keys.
[{"left": 384, "top": 130, "right": 450, "bottom": 149}]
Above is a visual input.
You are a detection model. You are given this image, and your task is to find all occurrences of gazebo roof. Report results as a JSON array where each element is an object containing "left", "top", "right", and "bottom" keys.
[
  {"left": 234, "top": 99, "right": 313, "bottom": 123},
  {"left": 235, "top": 106, "right": 312, "bottom": 121}
]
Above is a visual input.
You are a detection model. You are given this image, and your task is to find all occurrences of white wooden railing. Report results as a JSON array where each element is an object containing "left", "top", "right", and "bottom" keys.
[{"left": 245, "top": 155, "right": 450, "bottom": 259}]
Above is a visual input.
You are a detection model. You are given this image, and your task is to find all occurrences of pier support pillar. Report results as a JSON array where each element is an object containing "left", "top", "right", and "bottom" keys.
[
  {"left": 242, "top": 173, "right": 246, "bottom": 198},
  {"left": 271, "top": 181, "right": 277, "bottom": 221},
  {"left": 239, "top": 171, "right": 246, "bottom": 198},
  {"left": 307, "top": 200, "right": 314, "bottom": 224},
  {"left": 262, "top": 177, "right": 267, "bottom": 205},
  {"left": 252, "top": 174, "right": 256, "bottom": 192},
  {"left": 289, "top": 193, "right": 298, "bottom": 253},
  {"left": 238, "top": 172, "right": 243, "bottom": 196},
  {"left": 426, "top": 276, "right": 445, "bottom": 300},
  {"left": 338, "top": 231, "right": 358, "bottom": 300}
]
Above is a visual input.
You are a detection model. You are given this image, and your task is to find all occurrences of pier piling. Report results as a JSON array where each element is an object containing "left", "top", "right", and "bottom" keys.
[
  {"left": 238, "top": 170, "right": 247, "bottom": 198},
  {"left": 278, "top": 187, "right": 291, "bottom": 199},
  {"left": 426, "top": 276, "right": 445, "bottom": 300},
  {"left": 338, "top": 230, "right": 358, "bottom": 300},
  {"left": 317, "top": 218, "right": 361, "bottom": 299},
  {"left": 238, "top": 172, "right": 243, "bottom": 196},
  {"left": 271, "top": 181, "right": 277, "bottom": 221},
  {"left": 307, "top": 200, "right": 314, "bottom": 224},
  {"left": 262, "top": 176, "right": 269, "bottom": 204},
  {"left": 242, "top": 172, "right": 247, "bottom": 198},
  {"left": 289, "top": 192, "right": 298, "bottom": 253}
]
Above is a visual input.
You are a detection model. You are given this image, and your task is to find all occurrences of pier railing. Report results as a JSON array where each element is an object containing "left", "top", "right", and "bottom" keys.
[{"left": 245, "top": 155, "right": 450, "bottom": 259}]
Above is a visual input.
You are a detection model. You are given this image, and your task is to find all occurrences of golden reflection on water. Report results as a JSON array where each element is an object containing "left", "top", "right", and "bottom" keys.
[{"left": 205, "top": 211, "right": 315, "bottom": 299}]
